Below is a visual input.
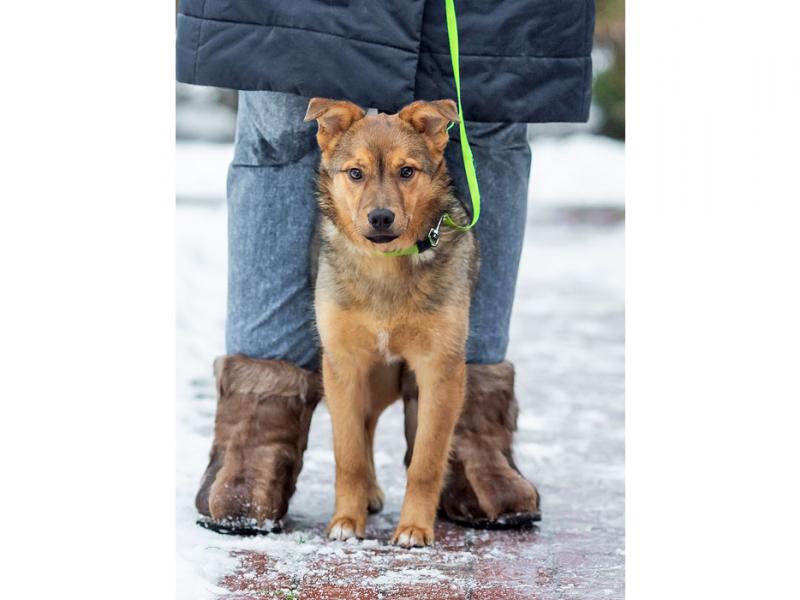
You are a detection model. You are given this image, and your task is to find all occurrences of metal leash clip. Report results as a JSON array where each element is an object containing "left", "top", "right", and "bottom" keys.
[{"left": 427, "top": 214, "right": 445, "bottom": 248}]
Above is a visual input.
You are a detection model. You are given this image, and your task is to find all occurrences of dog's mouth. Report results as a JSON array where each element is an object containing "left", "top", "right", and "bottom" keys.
[{"left": 365, "top": 234, "right": 399, "bottom": 244}]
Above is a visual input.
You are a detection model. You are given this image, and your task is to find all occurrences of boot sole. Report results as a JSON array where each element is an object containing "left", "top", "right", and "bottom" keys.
[
  {"left": 439, "top": 509, "right": 542, "bottom": 530},
  {"left": 196, "top": 516, "right": 282, "bottom": 536}
]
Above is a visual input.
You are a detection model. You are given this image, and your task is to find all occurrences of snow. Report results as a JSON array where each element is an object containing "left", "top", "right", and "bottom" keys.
[
  {"left": 529, "top": 134, "right": 625, "bottom": 207},
  {"left": 176, "top": 135, "right": 625, "bottom": 598},
  {"left": 176, "top": 143, "right": 233, "bottom": 205}
]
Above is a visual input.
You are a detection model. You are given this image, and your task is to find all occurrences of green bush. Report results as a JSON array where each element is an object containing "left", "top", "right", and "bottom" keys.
[{"left": 594, "top": 0, "right": 625, "bottom": 140}]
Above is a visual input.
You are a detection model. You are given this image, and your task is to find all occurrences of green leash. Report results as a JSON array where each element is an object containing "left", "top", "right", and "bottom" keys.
[{"left": 382, "top": 0, "right": 481, "bottom": 257}]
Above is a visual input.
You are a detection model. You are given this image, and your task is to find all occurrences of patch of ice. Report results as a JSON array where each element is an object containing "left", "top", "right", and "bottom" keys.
[{"left": 371, "top": 567, "right": 446, "bottom": 587}]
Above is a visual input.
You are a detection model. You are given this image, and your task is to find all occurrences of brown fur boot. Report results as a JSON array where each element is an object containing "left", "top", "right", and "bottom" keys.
[
  {"left": 402, "top": 362, "right": 541, "bottom": 529},
  {"left": 195, "top": 354, "right": 321, "bottom": 533}
]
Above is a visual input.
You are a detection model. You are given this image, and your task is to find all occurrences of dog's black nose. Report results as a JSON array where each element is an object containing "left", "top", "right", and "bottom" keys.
[{"left": 368, "top": 208, "right": 395, "bottom": 232}]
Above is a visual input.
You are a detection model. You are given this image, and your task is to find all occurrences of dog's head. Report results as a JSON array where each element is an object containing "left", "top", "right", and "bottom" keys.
[{"left": 304, "top": 98, "right": 458, "bottom": 252}]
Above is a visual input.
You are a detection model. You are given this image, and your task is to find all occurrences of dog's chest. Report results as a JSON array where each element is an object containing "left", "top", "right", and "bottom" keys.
[{"left": 375, "top": 329, "right": 402, "bottom": 364}]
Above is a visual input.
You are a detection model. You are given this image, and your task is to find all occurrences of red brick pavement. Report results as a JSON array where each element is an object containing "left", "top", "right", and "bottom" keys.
[{"left": 216, "top": 517, "right": 623, "bottom": 599}]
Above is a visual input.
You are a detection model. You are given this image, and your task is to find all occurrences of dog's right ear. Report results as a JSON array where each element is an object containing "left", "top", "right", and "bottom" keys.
[{"left": 304, "top": 98, "right": 365, "bottom": 158}]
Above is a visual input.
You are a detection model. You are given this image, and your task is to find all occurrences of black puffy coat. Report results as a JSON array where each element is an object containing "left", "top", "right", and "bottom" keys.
[{"left": 177, "top": 0, "right": 594, "bottom": 123}]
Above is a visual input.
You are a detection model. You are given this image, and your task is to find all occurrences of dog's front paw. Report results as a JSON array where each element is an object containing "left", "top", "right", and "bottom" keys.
[
  {"left": 390, "top": 523, "right": 434, "bottom": 547},
  {"left": 326, "top": 515, "right": 364, "bottom": 541}
]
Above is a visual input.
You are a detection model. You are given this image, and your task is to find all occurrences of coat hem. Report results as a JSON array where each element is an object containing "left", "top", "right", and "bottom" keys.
[{"left": 177, "top": 11, "right": 594, "bottom": 124}]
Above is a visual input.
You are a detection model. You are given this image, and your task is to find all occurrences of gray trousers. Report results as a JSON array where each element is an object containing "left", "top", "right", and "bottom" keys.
[{"left": 226, "top": 92, "right": 530, "bottom": 371}]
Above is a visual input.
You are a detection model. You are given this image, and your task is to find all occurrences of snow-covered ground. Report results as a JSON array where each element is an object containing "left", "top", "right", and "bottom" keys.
[{"left": 177, "top": 135, "right": 625, "bottom": 598}]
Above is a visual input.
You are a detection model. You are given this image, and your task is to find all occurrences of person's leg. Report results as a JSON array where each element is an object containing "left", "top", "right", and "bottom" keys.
[
  {"left": 403, "top": 122, "right": 541, "bottom": 527},
  {"left": 196, "top": 91, "right": 323, "bottom": 530},
  {"left": 450, "top": 123, "right": 529, "bottom": 365},
  {"left": 445, "top": 122, "right": 531, "bottom": 364},
  {"left": 226, "top": 91, "right": 321, "bottom": 370}
]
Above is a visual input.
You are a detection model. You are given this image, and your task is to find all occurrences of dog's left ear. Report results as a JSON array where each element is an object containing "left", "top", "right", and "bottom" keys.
[
  {"left": 304, "top": 98, "right": 365, "bottom": 159},
  {"left": 398, "top": 100, "right": 459, "bottom": 162}
]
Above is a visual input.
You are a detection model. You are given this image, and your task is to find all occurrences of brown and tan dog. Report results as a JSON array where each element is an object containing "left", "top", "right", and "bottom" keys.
[{"left": 304, "top": 97, "right": 478, "bottom": 547}]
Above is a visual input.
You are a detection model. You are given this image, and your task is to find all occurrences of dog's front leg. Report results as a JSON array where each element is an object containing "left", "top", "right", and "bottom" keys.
[
  {"left": 392, "top": 355, "right": 466, "bottom": 547},
  {"left": 323, "top": 352, "right": 372, "bottom": 541}
]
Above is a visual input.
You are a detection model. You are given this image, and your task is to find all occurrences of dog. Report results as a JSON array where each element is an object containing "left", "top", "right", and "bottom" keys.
[{"left": 303, "top": 97, "right": 478, "bottom": 547}]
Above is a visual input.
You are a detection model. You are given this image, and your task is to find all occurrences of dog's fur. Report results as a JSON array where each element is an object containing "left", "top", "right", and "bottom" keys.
[{"left": 304, "top": 98, "right": 478, "bottom": 546}]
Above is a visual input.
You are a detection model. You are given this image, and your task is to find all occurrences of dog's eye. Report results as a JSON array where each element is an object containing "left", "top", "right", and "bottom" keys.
[
  {"left": 348, "top": 168, "right": 363, "bottom": 181},
  {"left": 399, "top": 166, "right": 415, "bottom": 179}
]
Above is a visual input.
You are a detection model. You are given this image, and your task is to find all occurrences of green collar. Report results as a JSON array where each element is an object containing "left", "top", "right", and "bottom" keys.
[{"left": 380, "top": 214, "right": 445, "bottom": 257}]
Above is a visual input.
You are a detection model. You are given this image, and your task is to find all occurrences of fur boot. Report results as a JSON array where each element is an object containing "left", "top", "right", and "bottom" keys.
[
  {"left": 195, "top": 354, "right": 321, "bottom": 531},
  {"left": 403, "top": 361, "right": 541, "bottom": 528}
]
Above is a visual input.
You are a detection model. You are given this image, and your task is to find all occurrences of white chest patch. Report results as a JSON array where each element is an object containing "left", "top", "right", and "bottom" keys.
[{"left": 376, "top": 330, "right": 401, "bottom": 364}]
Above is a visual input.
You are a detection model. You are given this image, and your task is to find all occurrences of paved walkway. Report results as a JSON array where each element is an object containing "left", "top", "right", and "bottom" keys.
[{"left": 176, "top": 203, "right": 625, "bottom": 599}]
